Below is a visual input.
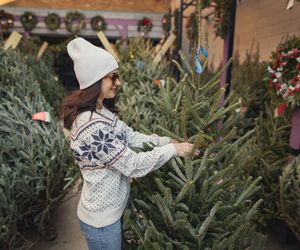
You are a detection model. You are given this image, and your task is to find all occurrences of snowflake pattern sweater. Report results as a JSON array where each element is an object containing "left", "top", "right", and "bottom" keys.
[{"left": 70, "top": 107, "right": 177, "bottom": 228}]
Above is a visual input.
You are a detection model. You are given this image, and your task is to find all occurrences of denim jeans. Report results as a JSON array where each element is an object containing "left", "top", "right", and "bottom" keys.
[{"left": 79, "top": 219, "right": 122, "bottom": 250}]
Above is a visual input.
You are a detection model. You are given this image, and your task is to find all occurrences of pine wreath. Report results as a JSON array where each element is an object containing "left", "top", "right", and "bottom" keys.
[
  {"left": 90, "top": 15, "right": 107, "bottom": 32},
  {"left": 20, "top": 11, "right": 38, "bottom": 32},
  {"left": 44, "top": 13, "right": 61, "bottom": 31},
  {"left": 64, "top": 11, "right": 86, "bottom": 35},
  {"left": 0, "top": 10, "right": 14, "bottom": 32},
  {"left": 137, "top": 17, "right": 153, "bottom": 34},
  {"left": 162, "top": 14, "right": 171, "bottom": 34}
]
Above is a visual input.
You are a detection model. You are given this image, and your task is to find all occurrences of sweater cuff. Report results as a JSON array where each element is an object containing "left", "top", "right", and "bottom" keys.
[
  {"left": 160, "top": 143, "right": 177, "bottom": 161},
  {"left": 158, "top": 136, "right": 171, "bottom": 146}
]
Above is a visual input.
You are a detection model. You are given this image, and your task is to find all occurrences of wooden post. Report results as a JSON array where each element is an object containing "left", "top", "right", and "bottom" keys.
[
  {"left": 154, "top": 36, "right": 165, "bottom": 53},
  {"left": 97, "top": 31, "right": 120, "bottom": 62},
  {"left": 286, "top": 0, "right": 295, "bottom": 9},
  {"left": 153, "top": 33, "right": 176, "bottom": 66},
  {"left": 3, "top": 31, "right": 22, "bottom": 50},
  {"left": 36, "top": 41, "right": 49, "bottom": 60}
]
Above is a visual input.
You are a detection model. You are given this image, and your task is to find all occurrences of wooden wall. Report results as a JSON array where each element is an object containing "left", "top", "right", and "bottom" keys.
[
  {"left": 5, "top": 0, "right": 170, "bottom": 13},
  {"left": 181, "top": 0, "right": 300, "bottom": 69}
]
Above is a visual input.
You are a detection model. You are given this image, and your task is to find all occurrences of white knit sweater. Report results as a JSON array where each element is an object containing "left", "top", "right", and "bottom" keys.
[{"left": 70, "top": 107, "right": 177, "bottom": 228}]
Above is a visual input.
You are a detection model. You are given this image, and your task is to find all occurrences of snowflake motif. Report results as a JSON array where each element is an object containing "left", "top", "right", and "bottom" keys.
[
  {"left": 90, "top": 129, "right": 116, "bottom": 154},
  {"left": 78, "top": 143, "right": 95, "bottom": 161},
  {"left": 74, "top": 150, "right": 81, "bottom": 161},
  {"left": 116, "top": 130, "right": 127, "bottom": 144}
]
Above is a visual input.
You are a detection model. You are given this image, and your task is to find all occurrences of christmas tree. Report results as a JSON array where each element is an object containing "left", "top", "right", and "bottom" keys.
[
  {"left": 279, "top": 156, "right": 300, "bottom": 240},
  {"left": 119, "top": 1, "right": 266, "bottom": 248},
  {"left": 18, "top": 36, "right": 67, "bottom": 117},
  {"left": 0, "top": 48, "right": 78, "bottom": 249},
  {"left": 231, "top": 49, "right": 268, "bottom": 134},
  {"left": 117, "top": 37, "right": 171, "bottom": 131},
  {"left": 235, "top": 36, "right": 300, "bottom": 238}
]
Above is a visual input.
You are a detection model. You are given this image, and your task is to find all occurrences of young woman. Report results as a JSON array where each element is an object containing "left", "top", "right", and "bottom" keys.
[{"left": 62, "top": 37, "right": 198, "bottom": 250}]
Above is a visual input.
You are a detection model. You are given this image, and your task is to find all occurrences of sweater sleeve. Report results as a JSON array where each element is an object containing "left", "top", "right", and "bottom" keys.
[
  {"left": 119, "top": 120, "right": 171, "bottom": 148},
  {"left": 76, "top": 122, "right": 177, "bottom": 178},
  {"left": 109, "top": 144, "right": 176, "bottom": 178}
]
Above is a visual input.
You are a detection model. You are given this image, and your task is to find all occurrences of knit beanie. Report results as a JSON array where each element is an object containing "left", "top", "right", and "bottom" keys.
[{"left": 67, "top": 37, "right": 118, "bottom": 90}]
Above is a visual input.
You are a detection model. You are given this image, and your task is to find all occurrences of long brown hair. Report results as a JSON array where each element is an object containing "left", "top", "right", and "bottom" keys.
[{"left": 62, "top": 81, "right": 102, "bottom": 129}]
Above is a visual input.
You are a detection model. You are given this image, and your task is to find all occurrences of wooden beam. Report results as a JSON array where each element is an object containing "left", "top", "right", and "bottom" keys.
[
  {"left": 4, "top": 31, "right": 22, "bottom": 50},
  {"left": 97, "top": 31, "right": 120, "bottom": 62},
  {"left": 153, "top": 33, "right": 176, "bottom": 66},
  {"left": 0, "top": 0, "right": 15, "bottom": 6},
  {"left": 37, "top": 41, "right": 49, "bottom": 60}
]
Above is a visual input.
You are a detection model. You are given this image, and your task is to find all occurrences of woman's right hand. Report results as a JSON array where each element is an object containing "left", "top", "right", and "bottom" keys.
[{"left": 173, "top": 142, "right": 200, "bottom": 158}]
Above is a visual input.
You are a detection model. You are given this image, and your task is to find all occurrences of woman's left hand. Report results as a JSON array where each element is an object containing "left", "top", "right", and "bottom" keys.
[{"left": 170, "top": 138, "right": 179, "bottom": 143}]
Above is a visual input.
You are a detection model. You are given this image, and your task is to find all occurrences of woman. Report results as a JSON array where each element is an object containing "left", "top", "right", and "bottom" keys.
[{"left": 62, "top": 37, "right": 198, "bottom": 250}]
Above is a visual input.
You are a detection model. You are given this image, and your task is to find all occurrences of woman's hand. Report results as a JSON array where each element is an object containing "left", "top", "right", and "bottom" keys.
[
  {"left": 170, "top": 138, "right": 179, "bottom": 143},
  {"left": 173, "top": 142, "right": 200, "bottom": 158}
]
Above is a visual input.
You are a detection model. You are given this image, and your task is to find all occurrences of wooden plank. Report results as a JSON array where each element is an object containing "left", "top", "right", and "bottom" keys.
[
  {"left": 3, "top": 31, "right": 22, "bottom": 50},
  {"left": 37, "top": 41, "right": 49, "bottom": 60},
  {"left": 110, "top": 42, "right": 121, "bottom": 61},
  {"left": 287, "top": 0, "right": 294, "bottom": 10},
  {"left": 0, "top": 0, "right": 15, "bottom": 6},
  {"left": 153, "top": 33, "right": 176, "bottom": 66},
  {"left": 154, "top": 36, "right": 165, "bottom": 53},
  {"left": 97, "top": 31, "right": 120, "bottom": 62}
]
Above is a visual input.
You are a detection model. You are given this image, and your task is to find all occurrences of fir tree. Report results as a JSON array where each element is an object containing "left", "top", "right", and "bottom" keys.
[
  {"left": 231, "top": 49, "right": 268, "bottom": 134},
  {"left": 120, "top": 1, "right": 266, "bottom": 248},
  {"left": 279, "top": 157, "right": 300, "bottom": 241},
  {"left": 0, "top": 48, "right": 78, "bottom": 249},
  {"left": 18, "top": 36, "right": 66, "bottom": 117},
  {"left": 117, "top": 37, "right": 170, "bottom": 130},
  {"left": 231, "top": 36, "right": 300, "bottom": 239}
]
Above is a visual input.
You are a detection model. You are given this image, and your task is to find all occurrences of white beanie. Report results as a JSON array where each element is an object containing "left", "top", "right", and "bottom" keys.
[{"left": 67, "top": 37, "right": 118, "bottom": 90}]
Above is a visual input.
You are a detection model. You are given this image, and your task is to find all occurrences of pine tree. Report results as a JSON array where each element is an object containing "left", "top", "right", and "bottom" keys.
[
  {"left": 279, "top": 157, "right": 300, "bottom": 241},
  {"left": 117, "top": 37, "right": 171, "bottom": 131},
  {"left": 0, "top": 48, "right": 78, "bottom": 249},
  {"left": 119, "top": 1, "right": 266, "bottom": 248},
  {"left": 233, "top": 37, "right": 300, "bottom": 237},
  {"left": 231, "top": 49, "right": 268, "bottom": 134},
  {"left": 18, "top": 36, "right": 66, "bottom": 117}
]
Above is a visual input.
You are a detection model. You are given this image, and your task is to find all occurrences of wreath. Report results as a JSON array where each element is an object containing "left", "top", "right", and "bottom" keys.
[
  {"left": 137, "top": 17, "right": 153, "bottom": 34},
  {"left": 185, "top": 0, "right": 231, "bottom": 39},
  {"left": 90, "top": 15, "right": 107, "bottom": 32},
  {"left": 20, "top": 11, "right": 38, "bottom": 32},
  {"left": 64, "top": 11, "right": 86, "bottom": 35},
  {"left": 44, "top": 13, "right": 61, "bottom": 31},
  {"left": 162, "top": 14, "right": 171, "bottom": 34},
  {"left": 0, "top": 10, "right": 14, "bottom": 32},
  {"left": 213, "top": 0, "right": 231, "bottom": 39},
  {"left": 267, "top": 36, "right": 300, "bottom": 110}
]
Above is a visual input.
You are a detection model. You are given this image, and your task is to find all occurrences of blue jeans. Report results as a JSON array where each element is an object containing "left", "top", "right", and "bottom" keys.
[{"left": 79, "top": 219, "right": 122, "bottom": 250}]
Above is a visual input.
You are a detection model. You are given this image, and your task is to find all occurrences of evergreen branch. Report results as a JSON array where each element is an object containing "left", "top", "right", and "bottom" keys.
[
  {"left": 168, "top": 172, "right": 185, "bottom": 187},
  {"left": 134, "top": 199, "right": 151, "bottom": 210},
  {"left": 193, "top": 147, "right": 209, "bottom": 183},
  {"left": 207, "top": 101, "right": 240, "bottom": 125},
  {"left": 206, "top": 87, "right": 226, "bottom": 123},
  {"left": 154, "top": 194, "right": 175, "bottom": 228},
  {"left": 171, "top": 159, "right": 187, "bottom": 182},
  {"left": 197, "top": 201, "right": 221, "bottom": 247},
  {"left": 246, "top": 199, "right": 263, "bottom": 221},
  {"left": 174, "top": 182, "right": 193, "bottom": 204},
  {"left": 155, "top": 178, "right": 169, "bottom": 198},
  {"left": 179, "top": 51, "right": 193, "bottom": 75},
  {"left": 235, "top": 177, "right": 262, "bottom": 205},
  {"left": 155, "top": 125, "right": 184, "bottom": 141},
  {"left": 202, "top": 57, "right": 233, "bottom": 92}
]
